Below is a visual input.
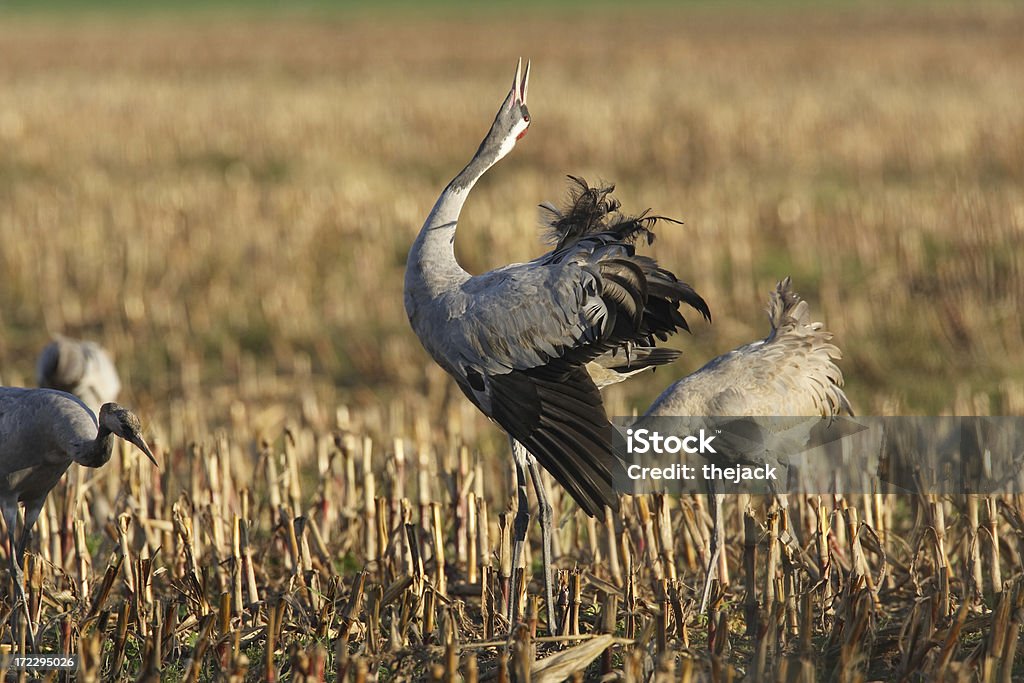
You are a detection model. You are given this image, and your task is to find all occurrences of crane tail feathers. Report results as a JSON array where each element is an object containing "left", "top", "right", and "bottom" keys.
[{"left": 765, "top": 277, "right": 855, "bottom": 417}]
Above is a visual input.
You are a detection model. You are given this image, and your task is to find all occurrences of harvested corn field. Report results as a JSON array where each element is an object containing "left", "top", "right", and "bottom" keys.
[{"left": 0, "top": 3, "right": 1022, "bottom": 680}]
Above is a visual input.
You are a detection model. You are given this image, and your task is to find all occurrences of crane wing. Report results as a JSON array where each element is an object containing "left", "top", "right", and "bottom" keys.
[
  {"left": 452, "top": 241, "right": 707, "bottom": 378},
  {"left": 442, "top": 261, "right": 630, "bottom": 516},
  {"left": 441, "top": 219, "right": 708, "bottom": 516},
  {"left": 487, "top": 360, "right": 618, "bottom": 517}
]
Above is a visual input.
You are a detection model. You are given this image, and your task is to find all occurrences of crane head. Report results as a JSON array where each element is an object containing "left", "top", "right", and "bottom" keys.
[
  {"left": 486, "top": 58, "right": 531, "bottom": 163},
  {"left": 98, "top": 403, "right": 159, "bottom": 468}
]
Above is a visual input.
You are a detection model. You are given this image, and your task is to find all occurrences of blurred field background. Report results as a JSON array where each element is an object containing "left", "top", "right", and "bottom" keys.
[{"left": 0, "top": 2, "right": 1023, "bottom": 681}]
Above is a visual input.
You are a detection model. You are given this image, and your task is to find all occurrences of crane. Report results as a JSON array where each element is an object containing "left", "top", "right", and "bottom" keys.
[
  {"left": 641, "top": 277, "right": 851, "bottom": 610},
  {"left": 0, "top": 387, "right": 158, "bottom": 648},
  {"left": 36, "top": 335, "right": 122, "bottom": 416},
  {"left": 404, "top": 61, "right": 709, "bottom": 633}
]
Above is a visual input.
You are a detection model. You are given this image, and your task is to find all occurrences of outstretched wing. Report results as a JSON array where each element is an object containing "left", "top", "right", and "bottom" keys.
[{"left": 443, "top": 181, "right": 710, "bottom": 516}]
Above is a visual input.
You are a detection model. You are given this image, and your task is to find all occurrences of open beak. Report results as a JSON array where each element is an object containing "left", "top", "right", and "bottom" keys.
[
  {"left": 512, "top": 57, "right": 530, "bottom": 108},
  {"left": 129, "top": 433, "right": 159, "bottom": 468}
]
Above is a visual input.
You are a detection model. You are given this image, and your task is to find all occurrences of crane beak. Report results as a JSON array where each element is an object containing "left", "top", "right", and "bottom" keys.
[
  {"left": 511, "top": 57, "right": 530, "bottom": 108},
  {"left": 129, "top": 433, "right": 159, "bottom": 469}
]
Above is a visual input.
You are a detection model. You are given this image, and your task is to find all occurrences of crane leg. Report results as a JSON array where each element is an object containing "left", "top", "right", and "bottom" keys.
[
  {"left": 528, "top": 461, "right": 560, "bottom": 636},
  {"left": 509, "top": 441, "right": 531, "bottom": 627},
  {"left": 2, "top": 502, "right": 38, "bottom": 651},
  {"left": 17, "top": 499, "right": 44, "bottom": 559},
  {"left": 699, "top": 481, "right": 725, "bottom": 615}
]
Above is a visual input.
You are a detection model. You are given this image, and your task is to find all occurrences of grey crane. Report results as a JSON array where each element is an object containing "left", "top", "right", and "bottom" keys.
[
  {"left": 404, "top": 60, "right": 710, "bottom": 633},
  {"left": 0, "top": 387, "right": 157, "bottom": 648},
  {"left": 645, "top": 278, "right": 850, "bottom": 418},
  {"left": 37, "top": 335, "right": 122, "bottom": 416},
  {"left": 641, "top": 277, "right": 851, "bottom": 610}
]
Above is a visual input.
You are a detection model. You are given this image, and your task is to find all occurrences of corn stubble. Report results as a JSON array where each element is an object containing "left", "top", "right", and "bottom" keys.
[{"left": 0, "top": 401, "right": 1021, "bottom": 681}]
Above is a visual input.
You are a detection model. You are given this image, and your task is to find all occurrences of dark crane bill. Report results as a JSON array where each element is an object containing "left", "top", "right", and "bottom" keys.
[{"left": 129, "top": 432, "right": 159, "bottom": 468}]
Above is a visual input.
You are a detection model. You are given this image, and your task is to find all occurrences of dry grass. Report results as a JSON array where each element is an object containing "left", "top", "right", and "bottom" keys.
[{"left": 0, "top": 4, "right": 1023, "bottom": 680}]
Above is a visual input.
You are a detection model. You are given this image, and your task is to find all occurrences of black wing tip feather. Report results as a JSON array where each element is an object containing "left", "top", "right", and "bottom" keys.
[
  {"left": 680, "top": 282, "right": 713, "bottom": 323},
  {"left": 489, "top": 362, "right": 623, "bottom": 517}
]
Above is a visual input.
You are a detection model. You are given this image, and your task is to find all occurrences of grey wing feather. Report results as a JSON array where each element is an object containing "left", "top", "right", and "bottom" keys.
[
  {"left": 586, "top": 346, "right": 681, "bottom": 389},
  {"left": 451, "top": 262, "right": 604, "bottom": 376},
  {"left": 451, "top": 233, "right": 708, "bottom": 379}
]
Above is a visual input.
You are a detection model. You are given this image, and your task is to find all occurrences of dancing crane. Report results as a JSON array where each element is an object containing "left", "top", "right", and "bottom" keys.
[{"left": 404, "top": 60, "right": 709, "bottom": 632}]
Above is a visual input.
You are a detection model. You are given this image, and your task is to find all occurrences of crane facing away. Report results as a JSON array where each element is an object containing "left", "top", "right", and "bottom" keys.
[
  {"left": 404, "top": 61, "right": 709, "bottom": 633},
  {"left": 646, "top": 278, "right": 850, "bottom": 418},
  {"left": 642, "top": 278, "right": 852, "bottom": 610},
  {"left": 37, "top": 335, "right": 122, "bottom": 416},
  {"left": 0, "top": 387, "right": 158, "bottom": 648}
]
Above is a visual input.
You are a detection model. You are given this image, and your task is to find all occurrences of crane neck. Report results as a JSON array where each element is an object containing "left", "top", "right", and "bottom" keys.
[
  {"left": 76, "top": 422, "right": 115, "bottom": 468},
  {"left": 405, "top": 136, "right": 506, "bottom": 303}
]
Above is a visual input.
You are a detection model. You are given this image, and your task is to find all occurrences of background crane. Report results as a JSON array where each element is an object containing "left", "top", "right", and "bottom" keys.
[
  {"left": 404, "top": 61, "right": 709, "bottom": 633},
  {"left": 36, "top": 335, "right": 122, "bottom": 416},
  {"left": 0, "top": 387, "right": 157, "bottom": 648},
  {"left": 641, "top": 277, "right": 851, "bottom": 610}
]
